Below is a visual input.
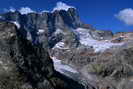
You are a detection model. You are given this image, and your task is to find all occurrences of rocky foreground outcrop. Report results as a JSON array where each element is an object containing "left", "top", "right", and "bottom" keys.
[{"left": 0, "top": 21, "right": 95, "bottom": 89}]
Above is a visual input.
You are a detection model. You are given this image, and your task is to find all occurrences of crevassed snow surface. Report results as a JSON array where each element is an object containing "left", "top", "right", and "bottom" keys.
[
  {"left": 11, "top": 21, "right": 21, "bottom": 29},
  {"left": 52, "top": 57, "right": 78, "bottom": 74},
  {"left": 53, "top": 2, "right": 75, "bottom": 12},
  {"left": 75, "top": 28, "right": 124, "bottom": 52}
]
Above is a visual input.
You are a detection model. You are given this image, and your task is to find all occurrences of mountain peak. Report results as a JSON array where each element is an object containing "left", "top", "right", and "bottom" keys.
[
  {"left": 19, "top": 7, "right": 35, "bottom": 15},
  {"left": 52, "top": 2, "right": 75, "bottom": 12},
  {"left": 5, "top": 2, "right": 75, "bottom": 15}
]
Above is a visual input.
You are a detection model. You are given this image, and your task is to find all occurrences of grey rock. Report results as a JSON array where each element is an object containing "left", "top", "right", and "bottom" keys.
[
  {"left": 90, "top": 30, "right": 113, "bottom": 40},
  {"left": 0, "top": 21, "right": 93, "bottom": 89}
]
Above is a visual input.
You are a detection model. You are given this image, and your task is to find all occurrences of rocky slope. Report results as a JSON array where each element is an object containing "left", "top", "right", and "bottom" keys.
[
  {"left": 0, "top": 3, "right": 133, "bottom": 89},
  {"left": 0, "top": 21, "right": 95, "bottom": 89}
]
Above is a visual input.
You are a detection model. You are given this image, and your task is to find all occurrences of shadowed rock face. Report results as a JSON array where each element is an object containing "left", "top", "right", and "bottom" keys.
[{"left": 0, "top": 21, "right": 94, "bottom": 89}]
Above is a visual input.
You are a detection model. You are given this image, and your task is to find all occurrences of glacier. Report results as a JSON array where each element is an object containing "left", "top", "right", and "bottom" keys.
[{"left": 75, "top": 28, "right": 124, "bottom": 52}]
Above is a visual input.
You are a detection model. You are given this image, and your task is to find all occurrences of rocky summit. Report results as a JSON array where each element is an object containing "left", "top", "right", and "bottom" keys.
[{"left": 0, "top": 3, "right": 132, "bottom": 89}]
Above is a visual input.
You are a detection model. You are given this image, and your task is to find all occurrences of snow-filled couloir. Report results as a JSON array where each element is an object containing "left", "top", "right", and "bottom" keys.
[{"left": 52, "top": 56, "right": 78, "bottom": 73}]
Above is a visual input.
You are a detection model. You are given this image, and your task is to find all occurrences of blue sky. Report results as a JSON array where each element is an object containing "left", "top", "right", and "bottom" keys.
[{"left": 0, "top": 0, "right": 133, "bottom": 33}]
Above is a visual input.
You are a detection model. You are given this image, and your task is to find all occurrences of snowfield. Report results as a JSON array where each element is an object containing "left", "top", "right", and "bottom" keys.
[
  {"left": 75, "top": 28, "right": 124, "bottom": 52},
  {"left": 53, "top": 28, "right": 124, "bottom": 52},
  {"left": 51, "top": 56, "right": 98, "bottom": 83},
  {"left": 51, "top": 56, "right": 78, "bottom": 74}
]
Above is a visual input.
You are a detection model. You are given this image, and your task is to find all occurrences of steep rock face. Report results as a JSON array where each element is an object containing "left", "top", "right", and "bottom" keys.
[
  {"left": 0, "top": 8, "right": 114, "bottom": 50},
  {"left": 0, "top": 21, "right": 24, "bottom": 89},
  {"left": 0, "top": 21, "right": 94, "bottom": 89},
  {"left": 0, "top": 8, "right": 83, "bottom": 48}
]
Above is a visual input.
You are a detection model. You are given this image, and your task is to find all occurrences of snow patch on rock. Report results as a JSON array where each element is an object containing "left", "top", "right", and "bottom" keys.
[
  {"left": 54, "top": 42, "right": 65, "bottom": 48},
  {"left": 11, "top": 21, "right": 21, "bottom": 29},
  {"left": 54, "top": 29, "right": 64, "bottom": 34},
  {"left": 37, "top": 29, "right": 44, "bottom": 34},
  {"left": 53, "top": 41, "right": 69, "bottom": 49},
  {"left": 27, "top": 31, "right": 32, "bottom": 41}
]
